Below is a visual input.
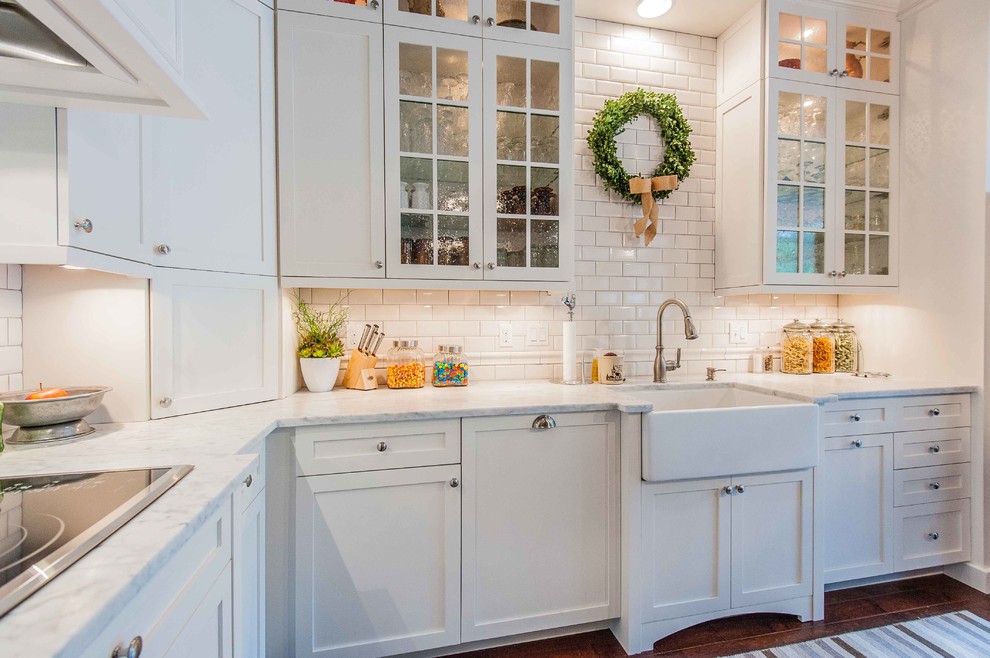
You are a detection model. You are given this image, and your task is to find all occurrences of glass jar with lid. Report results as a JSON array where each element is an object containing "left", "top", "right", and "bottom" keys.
[
  {"left": 780, "top": 319, "right": 813, "bottom": 375},
  {"left": 831, "top": 319, "right": 859, "bottom": 373},
  {"left": 810, "top": 319, "right": 835, "bottom": 373},
  {"left": 433, "top": 345, "right": 469, "bottom": 387},
  {"left": 387, "top": 339, "right": 426, "bottom": 389}
]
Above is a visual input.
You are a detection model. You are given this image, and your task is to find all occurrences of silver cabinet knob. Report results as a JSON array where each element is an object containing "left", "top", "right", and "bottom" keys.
[
  {"left": 722, "top": 485, "right": 733, "bottom": 496},
  {"left": 159, "top": 397, "right": 172, "bottom": 408},
  {"left": 839, "top": 70, "right": 850, "bottom": 77},
  {"left": 74, "top": 219, "right": 93, "bottom": 233},
  {"left": 734, "top": 484, "right": 746, "bottom": 494},
  {"left": 471, "top": 14, "right": 481, "bottom": 23},
  {"left": 829, "top": 68, "right": 840, "bottom": 76},
  {"left": 930, "top": 407, "right": 941, "bottom": 416},
  {"left": 839, "top": 271, "right": 847, "bottom": 277},
  {"left": 487, "top": 262, "right": 495, "bottom": 270},
  {"left": 244, "top": 474, "right": 253, "bottom": 488},
  {"left": 375, "top": 260, "right": 384, "bottom": 269},
  {"left": 929, "top": 532, "right": 940, "bottom": 540},
  {"left": 930, "top": 444, "right": 941, "bottom": 453},
  {"left": 450, "top": 478, "right": 459, "bottom": 488},
  {"left": 369, "top": 0, "right": 380, "bottom": 8},
  {"left": 532, "top": 414, "right": 556, "bottom": 430},
  {"left": 472, "top": 262, "right": 481, "bottom": 269},
  {"left": 930, "top": 481, "right": 941, "bottom": 490},
  {"left": 851, "top": 439, "right": 863, "bottom": 448},
  {"left": 376, "top": 441, "right": 388, "bottom": 452},
  {"left": 155, "top": 244, "right": 172, "bottom": 256},
  {"left": 829, "top": 270, "right": 838, "bottom": 277},
  {"left": 851, "top": 413, "right": 861, "bottom": 422},
  {"left": 111, "top": 636, "right": 143, "bottom": 658},
  {"left": 486, "top": 17, "right": 495, "bottom": 26}
]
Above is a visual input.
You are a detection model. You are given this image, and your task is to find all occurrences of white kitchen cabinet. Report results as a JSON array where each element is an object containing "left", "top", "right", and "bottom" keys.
[
  {"left": 822, "top": 434, "right": 894, "bottom": 583},
  {"left": 234, "top": 477, "right": 266, "bottom": 658},
  {"left": 145, "top": 0, "right": 276, "bottom": 275},
  {"left": 642, "top": 470, "right": 812, "bottom": 625},
  {"left": 278, "top": 0, "right": 385, "bottom": 22},
  {"left": 1, "top": 0, "right": 202, "bottom": 116},
  {"left": 150, "top": 269, "right": 278, "bottom": 419},
  {"left": 384, "top": 0, "right": 484, "bottom": 36},
  {"left": 277, "top": 13, "right": 386, "bottom": 280},
  {"left": 294, "top": 465, "right": 462, "bottom": 658},
  {"left": 461, "top": 412, "right": 620, "bottom": 641},
  {"left": 162, "top": 563, "right": 235, "bottom": 658},
  {"left": 768, "top": 0, "right": 898, "bottom": 94}
]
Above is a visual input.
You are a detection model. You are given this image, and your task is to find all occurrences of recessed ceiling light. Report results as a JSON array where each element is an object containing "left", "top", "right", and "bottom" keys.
[{"left": 637, "top": 0, "right": 673, "bottom": 18}]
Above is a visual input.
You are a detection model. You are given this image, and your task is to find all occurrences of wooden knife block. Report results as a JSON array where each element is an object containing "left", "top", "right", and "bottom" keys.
[{"left": 342, "top": 350, "right": 379, "bottom": 390}]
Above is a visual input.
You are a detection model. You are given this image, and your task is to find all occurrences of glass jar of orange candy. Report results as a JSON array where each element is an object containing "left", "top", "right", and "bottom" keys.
[{"left": 386, "top": 340, "right": 426, "bottom": 389}]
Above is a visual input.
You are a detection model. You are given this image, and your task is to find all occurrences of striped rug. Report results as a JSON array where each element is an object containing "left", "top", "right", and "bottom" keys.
[{"left": 723, "top": 611, "right": 990, "bottom": 657}]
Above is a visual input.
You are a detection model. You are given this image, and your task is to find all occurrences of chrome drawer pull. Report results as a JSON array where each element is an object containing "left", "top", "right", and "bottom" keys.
[
  {"left": 930, "top": 407, "right": 941, "bottom": 416},
  {"left": 929, "top": 532, "right": 940, "bottom": 541},
  {"left": 930, "top": 481, "right": 941, "bottom": 490},
  {"left": 244, "top": 474, "right": 253, "bottom": 488},
  {"left": 722, "top": 485, "right": 733, "bottom": 496},
  {"left": 930, "top": 444, "right": 941, "bottom": 453},
  {"left": 111, "top": 636, "right": 143, "bottom": 658},
  {"left": 734, "top": 484, "right": 746, "bottom": 494},
  {"left": 851, "top": 439, "right": 863, "bottom": 448},
  {"left": 376, "top": 441, "right": 388, "bottom": 452},
  {"left": 850, "top": 413, "right": 861, "bottom": 422},
  {"left": 532, "top": 415, "right": 556, "bottom": 430}
]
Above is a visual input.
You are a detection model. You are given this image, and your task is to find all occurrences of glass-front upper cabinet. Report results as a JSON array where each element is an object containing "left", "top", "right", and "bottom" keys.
[
  {"left": 767, "top": 79, "right": 835, "bottom": 285},
  {"left": 768, "top": 0, "right": 898, "bottom": 94},
  {"left": 837, "top": 91, "right": 898, "bottom": 285},
  {"left": 483, "top": 40, "right": 572, "bottom": 281},
  {"left": 481, "top": 0, "right": 571, "bottom": 49},
  {"left": 384, "top": 0, "right": 484, "bottom": 37},
  {"left": 278, "top": 0, "right": 384, "bottom": 22},
  {"left": 384, "top": 27, "right": 484, "bottom": 279}
]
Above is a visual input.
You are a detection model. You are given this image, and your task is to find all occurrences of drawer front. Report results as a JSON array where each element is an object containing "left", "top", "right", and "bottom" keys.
[
  {"left": 233, "top": 454, "right": 264, "bottom": 515},
  {"left": 894, "top": 499, "right": 971, "bottom": 571},
  {"left": 895, "top": 394, "right": 970, "bottom": 432},
  {"left": 894, "top": 463, "right": 971, "bottom": 507},
  {"left": 293, "top": 419, "right": 461, "bottom": 476},
  {"left": 823, "top": 399, "right": 895, "bottom": 437},
  {"left": 894, "top": 428, "right": 970, "bottom": 469}
]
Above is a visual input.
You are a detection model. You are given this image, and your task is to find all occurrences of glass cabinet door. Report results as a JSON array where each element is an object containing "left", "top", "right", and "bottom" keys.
[
  {"left": 481, "top": 0, "right": 572, "bottom": 49},
  {"left": 768, "top": 0, "right": 836, "bottom": 85},
  {"left": 278, "top": 0, "right": 384, "bottom": 23},
  {"left": 384, "top": 0, "right": 484, "bottom": 37},
  {"left": 767, "top": 80, "right": 835, "bottom": 284},
  {"left": 836, "top": 11, "right": 898, "bottom": 94},
  {"left": 483, "top": 40, "right": 571, "bottom": 281},
  {"left": 837, "top": 91, "right": 897, "bottom": 285},
  {"left": 385, "top": 27, "right": 484, "bottom": 279}
]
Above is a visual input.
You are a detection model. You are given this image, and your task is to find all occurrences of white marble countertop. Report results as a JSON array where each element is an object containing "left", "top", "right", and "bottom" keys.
[{"left": 0, "top": 374, "right": 978, "bottom": 656}]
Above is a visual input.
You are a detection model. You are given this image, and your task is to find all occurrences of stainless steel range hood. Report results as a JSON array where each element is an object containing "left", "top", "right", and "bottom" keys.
[{"left": 0, "top": 0, "right": 90, "bottom": 68}]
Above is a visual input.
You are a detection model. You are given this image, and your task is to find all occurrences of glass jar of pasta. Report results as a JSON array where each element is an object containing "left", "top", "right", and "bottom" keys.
[
  {"left": 831, "top": 319, "right": 859, "bottom": 373},
  {"left": 387, "top": 340, "right": 426, "bottom": 389},
  {"left": 810, "top": 319, "right": 836, "bottom": 373},
  {"left": 780, "top": 319, "right": 813, "bottom": 375}
]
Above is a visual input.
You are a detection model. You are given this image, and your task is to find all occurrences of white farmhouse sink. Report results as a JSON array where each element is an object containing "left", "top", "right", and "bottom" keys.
[{"left": 629, "top": 386, "right": 819, "bottom": 482}]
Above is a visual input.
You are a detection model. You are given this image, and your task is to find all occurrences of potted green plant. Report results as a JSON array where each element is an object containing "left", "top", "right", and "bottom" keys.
[{"left": 293, "top": 294, "right": 348, "bottom": 392}]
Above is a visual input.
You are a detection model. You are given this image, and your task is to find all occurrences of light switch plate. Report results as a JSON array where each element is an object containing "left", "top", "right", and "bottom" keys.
[
  {"left": 728, "top": 321, "right": 748, "bottom": 345},
  {"left": 526, "top": 321, "right": 549, "bottom": 346}
]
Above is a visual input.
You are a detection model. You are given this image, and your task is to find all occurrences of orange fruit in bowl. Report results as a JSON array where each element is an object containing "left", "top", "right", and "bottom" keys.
[{"left": 25, "top": 388, "right": 69, "bottom": 400}]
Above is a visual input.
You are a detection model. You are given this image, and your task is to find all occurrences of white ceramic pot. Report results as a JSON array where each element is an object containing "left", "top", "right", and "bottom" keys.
[{"left": 299, "top": 357, "right": 341, "bottom": 393}]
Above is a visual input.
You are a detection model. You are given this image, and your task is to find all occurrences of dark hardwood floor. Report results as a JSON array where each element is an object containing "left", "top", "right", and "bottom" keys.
[{"left": 450, "top": 575, "right": 990, "bottom": 657}]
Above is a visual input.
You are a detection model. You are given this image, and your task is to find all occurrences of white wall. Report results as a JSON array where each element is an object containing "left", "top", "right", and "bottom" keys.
[
  {"left": 0, "top": 264, "right": 23, "bottom": 392},
  {"left": 839, "top": 0, "right": 988, "bottom": 384}
]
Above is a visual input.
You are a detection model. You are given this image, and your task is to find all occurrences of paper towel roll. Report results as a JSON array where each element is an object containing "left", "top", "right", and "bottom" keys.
[{"left": 562, "top": 321, "right": 577, "bottom": 382}]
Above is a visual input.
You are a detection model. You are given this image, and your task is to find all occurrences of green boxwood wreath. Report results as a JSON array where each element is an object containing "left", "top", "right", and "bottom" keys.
[{"left": 587, "top": 89, "right": 696, "bottom": 203}]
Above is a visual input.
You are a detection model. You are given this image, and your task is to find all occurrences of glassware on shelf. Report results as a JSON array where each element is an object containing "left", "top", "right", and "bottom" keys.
[
  {"left": 433, "top": 345, "right": 468, "bottom": 386},
  {"left": 780, "top": 319, "right": 813, "bottom": 375},
  {"left": 399, "top": 181, "right": 411, "bottom": 209},
  {"left": 831, "top": 319, "right": 859, "bottom": 373},
  {"left": 810, "top": 319, "right": 836, "bottom": 373},
  {"left": 387, "top": 339, "right": 426, "bottom": 389},
  {"left": 410, "top": 181, "right": 432, "bottom": 210}
]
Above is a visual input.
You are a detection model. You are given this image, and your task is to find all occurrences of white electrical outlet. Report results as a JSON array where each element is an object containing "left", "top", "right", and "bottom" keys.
[
  {"left": 728, "top": 321, "right": 748, "bottom": 345},
  {"left": 346, "top": 323, "right": 366, "bottom": 349},
  {"left": 498, "top": 322, "right": 513, "bottom": 348},
  {"left": 526, "top": 321, "right": 549, "bottom": 346}
]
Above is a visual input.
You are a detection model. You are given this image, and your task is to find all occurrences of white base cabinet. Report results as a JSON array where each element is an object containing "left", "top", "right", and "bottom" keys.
[
  {"left": 461, "top": 412, "right": 620, "bottom": 641},
  {"left": 233, "top": 459, "right": 266, "bottom": 658},
  {"left": 641, "top": 469, "right": 813, "bottom": 634},
  {"left": 294, "top": 465, "right": 462, "bottom": 658}
]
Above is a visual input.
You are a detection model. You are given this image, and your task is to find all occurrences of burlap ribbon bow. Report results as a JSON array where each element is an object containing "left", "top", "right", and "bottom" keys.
[{"left": 629, "top": 175, "right": 679, "bottom": 246}]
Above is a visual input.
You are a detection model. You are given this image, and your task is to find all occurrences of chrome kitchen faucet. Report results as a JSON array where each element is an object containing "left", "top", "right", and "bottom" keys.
[{"left": 654, "top": 298, "right": 699, "bottom": 383}]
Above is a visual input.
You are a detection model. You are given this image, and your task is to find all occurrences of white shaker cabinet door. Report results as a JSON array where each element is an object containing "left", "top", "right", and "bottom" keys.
[
  {"left": 150, "top": 269, "right": 277, "bottom": 419},
  {"left": 277, "top": 13, "right": 386, "bottom": 280},
  {"left": 822, "top": 434, "right": 894, "bottom": 583},
  {"left": 163, "top": 563, "right": 235, "bottom": 658},
  {"left": 294, "top": 466, "right": 462, "bottom": 658},
  {"left": 234, "top": 488, "right": 266, "bottom": 658},
  {"left": 730, "top": 470, "right": 813, "bottom": 608},
  {"left": 145, "top": 0, "right": 276, "bottom": 275},
  {"left": 461, "top": 412, "right": 620, "bottom": 641}
]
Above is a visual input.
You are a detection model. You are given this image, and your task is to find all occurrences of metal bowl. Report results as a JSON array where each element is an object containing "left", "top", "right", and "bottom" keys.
[{"left": 0, "top": 387, "right": 112, "bottom": 428}]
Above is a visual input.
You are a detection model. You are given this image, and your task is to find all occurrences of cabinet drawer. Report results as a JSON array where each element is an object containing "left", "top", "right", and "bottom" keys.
[
  {"left": 823, "top": 400, "right": 894, "bottom": 436},
  {"left": 293, "top": 419, "right": 460, "bottom": 476},
  {"left": 233, "top": 454, "right": 265, "bottom": 516},
  {"left": 894, "top": 428, "right": 970, "bottom": 469},
  {"left": 895, "top": 395, "right": 970, "bottom": 432},
  {"left": 894, "top": 499, "right": 971, "bottom": 571},
  {"left": 894, "top": 463, "right": 970, "bottom": 507}
]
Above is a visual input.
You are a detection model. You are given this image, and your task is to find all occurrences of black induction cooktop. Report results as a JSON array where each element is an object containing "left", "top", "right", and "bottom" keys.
[{"left": 0, "top": 465, "right": 192, "bottom": 618}]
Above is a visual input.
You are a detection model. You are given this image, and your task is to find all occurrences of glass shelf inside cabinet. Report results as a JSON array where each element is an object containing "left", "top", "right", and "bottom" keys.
[
  {"left": 775, "top": 90, "right": 827, "bottom": 275},
  {"left": 397, "top": 39, "right": 474, "bottom": 270},
  {"left": 843, "top": 99, "right": 891, "bottom": 276},
  {"left": 494, "top": 52, "right": 561, "bottom": 270}
]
